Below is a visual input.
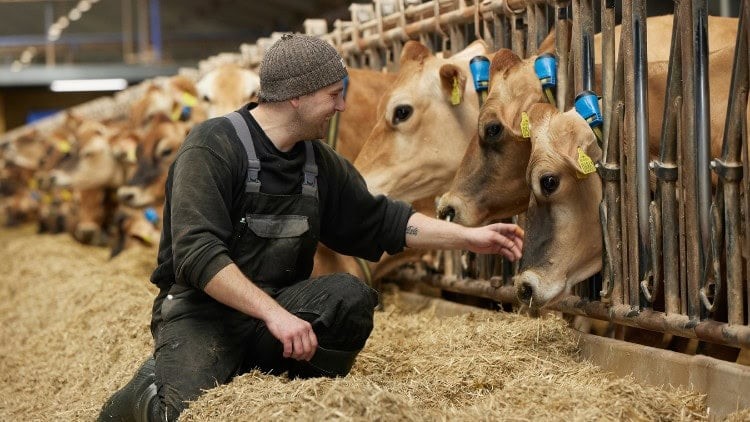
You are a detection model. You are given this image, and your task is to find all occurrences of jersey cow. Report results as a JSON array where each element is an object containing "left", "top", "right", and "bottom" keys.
[
  {"left": 514, "top": 43, "right": 733, "bottom": 308},
  {"left": 353, "top": 40, "right": 489, "bottom": 207},
  {"left": 196, "top": 63, "right": 260, "bottom": 118}
]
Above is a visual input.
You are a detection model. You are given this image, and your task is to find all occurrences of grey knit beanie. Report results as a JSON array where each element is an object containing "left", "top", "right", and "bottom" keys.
[{"left": 258, "top": 33, "right": 348, "bottom": 102}]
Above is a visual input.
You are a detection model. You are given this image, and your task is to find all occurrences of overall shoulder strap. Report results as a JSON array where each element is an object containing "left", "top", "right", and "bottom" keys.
[
  {"left": 224, "top": 111, "right": 261, "bottom": 193},
  {"left": 301, "top": 141, "right": 319, "bottom": 199}
]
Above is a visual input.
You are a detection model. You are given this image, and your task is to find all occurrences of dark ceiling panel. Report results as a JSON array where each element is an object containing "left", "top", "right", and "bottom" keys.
[{"left": 0, "top": 0, "right": 357, "bottom": 69}]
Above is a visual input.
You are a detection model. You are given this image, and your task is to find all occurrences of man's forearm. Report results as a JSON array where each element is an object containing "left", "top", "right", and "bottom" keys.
[
  {"left": 404, "top": 212, "right": 465, "bottom": 250},
  {"left": 403, "top": 212, "right": 524, "bottom": 261},
  {"left": 203, "top": 263, "right": 284, "bottom": 323}
]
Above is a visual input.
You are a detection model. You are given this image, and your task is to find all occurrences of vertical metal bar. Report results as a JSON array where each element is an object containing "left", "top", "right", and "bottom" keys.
[
  {"left": 511, "top": 14, "right": 525, "bottom": 57},
  {"left": 601, "top": 0, "right": 615, "bottom": 149},
  {"left": 137, "top": 0, "right": 150, "bottom": 62},
  {"left": 122, "top": 0, "right": 134, "bottom": 63},
  {"left": 693, "top": 1, "right": 712, "bottom": 314},
  {"left": 677, "top": 0, "right": 702, "bottom": 320},
  {"left": 713, "top": 2, "right": 747, "bottom": 325},
  {"left": 621, "top": 0, "right": 637, "bottom": 308},
  {"left": 526, "top": 3, "right": 538, "bottom": 54},
  {"left": 571, "top": 0, "right": 581, "bottom": 93},
  {"left": 632, "top": 0, "right": 651, "bottom": 309},
  {"left": 554, "top": 1, "right": 571, "bottom": 111},
  {"left": 744, "top": 0, "right": 750, "bottom": 325},
  {"left": 44, "top": 2, "right": 55, "bottom": 67},
  {"left": 598, "top": 0, "right": 623, "bottom": 306},
  {"left": 654, "top": 13, "right": 683, "bottom": 316},
  {"left": 149, "top": 0, "right": 162, "bottom": 62},
  {"left": 579, "top": 0, "right": 594, "bottom": 92}
]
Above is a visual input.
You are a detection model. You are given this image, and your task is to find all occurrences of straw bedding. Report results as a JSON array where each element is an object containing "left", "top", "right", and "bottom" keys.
[{"left": 0, "top": 225, "right": 729, "bottom": 421}]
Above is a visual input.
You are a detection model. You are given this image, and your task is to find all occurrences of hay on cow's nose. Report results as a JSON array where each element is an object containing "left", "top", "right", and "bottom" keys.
[{"left": 0, "top": 225, "right": 710, "bottom": 421}]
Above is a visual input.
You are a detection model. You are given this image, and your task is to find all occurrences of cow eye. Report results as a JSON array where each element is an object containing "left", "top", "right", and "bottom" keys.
[
  {"left": 202, "top": 95, "right": 211, "bottom": 102},
  {"left": 159, "top": 147, "right": 173, "bottom": 158},
  {"left": 540, "top": 174, "right": 559, "bottom": 196},
  {"left": 392, "top": 105, "right": 413, "bottom": 125},
  {"left": 483, "top": 123, "right": 503, "bottom": 140}
]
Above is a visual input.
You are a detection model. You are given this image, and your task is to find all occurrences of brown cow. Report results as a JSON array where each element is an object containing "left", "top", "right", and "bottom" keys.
[
  {"left": 130, "top": 75, "right": 207, "bottom": 128},
  {"left": 513, "top": 45, "right": 733, "bottom": 308},
  {"left": 116, "top": 115, "right": 189, "bottom": 208},
  {"left": 353, "top": 40, "right": 489, "bottom": 206},
  {"left": 196, "top": 63, "right": 260, "bottom": 118}
]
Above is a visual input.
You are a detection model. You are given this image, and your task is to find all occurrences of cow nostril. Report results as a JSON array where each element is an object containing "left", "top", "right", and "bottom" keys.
[
  {"left": 438, "top": 206, "right": 456, "bottom": 222},
  {"left": 518, "top": 282, "right": 533, "bottom": 302}
]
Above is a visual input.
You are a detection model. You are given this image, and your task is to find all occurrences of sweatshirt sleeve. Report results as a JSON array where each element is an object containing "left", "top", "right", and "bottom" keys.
[
  {"left": 317, "top": 143, "right": 414, "bottom": 261},
  {"left": 169, "top": 119, "right": 242, "bottom": 290}
]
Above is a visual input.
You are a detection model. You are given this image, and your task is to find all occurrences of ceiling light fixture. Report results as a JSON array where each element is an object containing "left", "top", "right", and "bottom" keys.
[{"left": 50, "top": 78, "right": 128, "bottom": 92}]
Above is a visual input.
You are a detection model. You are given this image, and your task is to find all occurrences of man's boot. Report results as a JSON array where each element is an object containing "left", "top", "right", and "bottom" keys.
[
  {"left": 288, "top": 345, "right": 361, "bottom": 379},
  {"left": 98, "top": 356, "right": 158, "bottom": 422}
]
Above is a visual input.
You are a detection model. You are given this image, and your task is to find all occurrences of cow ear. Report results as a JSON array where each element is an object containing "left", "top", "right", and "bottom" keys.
[
  {"left": 400, "top": 41, "right": 432, "bottom": 65},
  {"left": 553, "top": 108, "right": 601, "bottom": 177},
  {"left": 450, "top": 39, "right": 489, "bottom": 63},
  {"left": 490, "top": 49, "right": 522, "bottom": 76},
  {"left": 170, "top": 75, "right": 198, "bottom": 96},
  {"left": 439, "top": 63, "right": 467, "bottom": 105}
]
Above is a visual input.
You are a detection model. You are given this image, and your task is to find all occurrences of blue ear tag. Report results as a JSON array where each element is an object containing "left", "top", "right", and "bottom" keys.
[
  {"left": 341, "top": 75, "right": 349, "bottom": 99},
  {"left": 469, "top": 56, "right": 491, "bottom": 92},
  {"left": 574, "top": 90, "right": 603, "bottom": 130},
  {"left": 144, "top": 207, "right": 159, "bottom": 225},
  {"left": 534, "top": 53, "right": 558, "bottom": 90}
]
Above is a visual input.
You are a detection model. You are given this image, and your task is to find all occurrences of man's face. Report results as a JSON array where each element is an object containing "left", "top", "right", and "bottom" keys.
[{"left": 295, "top": 79, "right": 346, "bottom": 140}]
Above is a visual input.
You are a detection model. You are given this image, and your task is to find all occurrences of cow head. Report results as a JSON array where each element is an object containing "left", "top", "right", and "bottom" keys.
[
  {"left": 64, "top": 119, "right": 126, "bottom": 190},
  {"left": 514, "top": 103, "right": 602, "bottom": 308},
  {"left": 130, "top": 75, "right": 207, "bottom": 127},
  {"left": 197, "top": 64, "right": 260, "bottom": 118},
  {"left": 437, "top": 48, "right": 548, "bottom": 226},
  {"left": 117, "top": 115, "right": 188, "bottom": 207},
  {"left": 353, "top": 40, "right": 487, "bottom": 204}
]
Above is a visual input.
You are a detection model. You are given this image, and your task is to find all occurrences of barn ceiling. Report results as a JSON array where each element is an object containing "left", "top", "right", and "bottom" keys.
[{"left": 0, "top": 0, "right": 360, "bottom": 86}]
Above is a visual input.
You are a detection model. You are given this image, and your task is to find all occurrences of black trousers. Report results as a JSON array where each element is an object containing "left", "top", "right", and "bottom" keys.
[{"left": 150, "top": 273, "right": 378, "bottom": 421}]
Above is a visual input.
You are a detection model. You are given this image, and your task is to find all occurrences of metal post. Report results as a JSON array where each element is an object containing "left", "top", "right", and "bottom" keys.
[
  {"left": 122, "top": 0, "right": 135, "bottom": 63},
  {"left": 712, "top": 1, "right": 747, "bottom": 325}
]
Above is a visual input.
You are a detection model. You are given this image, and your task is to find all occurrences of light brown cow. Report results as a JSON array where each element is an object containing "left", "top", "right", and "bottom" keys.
[
  {"left": 512, "top": 44, "right": 733, "bottom": 308},
  {"left": 116, "top": 115, "right": 189, "bottom": 208},
  {"left": 196, "top": 63, "right": 260, "bottom": 118},
  {"left": 353, "top": 40, "right": 489, "bottom": 205},
  {"left": 438, "top": 16, "right": 738, "bottom": 227},
  {"left": 130, "top": 75, "right": 207, "bottom": 128}
]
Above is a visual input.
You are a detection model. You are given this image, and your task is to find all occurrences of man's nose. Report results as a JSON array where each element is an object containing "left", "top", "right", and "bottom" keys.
[{"left": 335, "top": 93, "right": 346, "bottom": 112}]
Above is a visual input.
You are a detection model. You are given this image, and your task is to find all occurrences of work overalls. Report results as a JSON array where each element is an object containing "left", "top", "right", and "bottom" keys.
[{"left": 100, "top": 112, "right": 379, "bottom": 422}]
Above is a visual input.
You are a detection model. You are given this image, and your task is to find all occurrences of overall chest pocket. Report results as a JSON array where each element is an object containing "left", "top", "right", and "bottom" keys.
[{"left": 230, "top": 214, "right": 310, "bottom": 286}]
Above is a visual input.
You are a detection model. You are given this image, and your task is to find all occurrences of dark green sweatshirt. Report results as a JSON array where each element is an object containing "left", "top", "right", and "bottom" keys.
[{"left": 150, "top": 104, "right": 414, "bottom": 290}]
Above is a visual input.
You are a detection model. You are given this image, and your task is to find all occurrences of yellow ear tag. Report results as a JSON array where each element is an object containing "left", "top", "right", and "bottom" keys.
[
  {"left": 577, "top": 147, "right": 597, "bottom": 177},
  {"left": 450, "top": 77, "right": 461, "bottom": 106},
  {"left": 170, "top": 107, "right": 182, "bottom": 122},
  {"left": 520, "top": 112, "right": 531, "bottom": 139},
  {"left": 60, "top": 189, "right": 73, "bottom": 202},
  {"left": 182, "top": 92, "right": 198, "bottom": 107},
  {"left": 126, "top": 146, "right": 137, "bottom": 163},
  {"left": 57, "top": 140, "right": 72, "bottom": 153}
]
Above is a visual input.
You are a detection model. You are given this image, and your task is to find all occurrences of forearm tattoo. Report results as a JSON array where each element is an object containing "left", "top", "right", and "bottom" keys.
[{"left": 406, "top": 225, "right": 419, "bottom": 236}]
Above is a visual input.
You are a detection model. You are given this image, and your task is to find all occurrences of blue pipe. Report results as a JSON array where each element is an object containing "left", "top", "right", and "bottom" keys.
[{"left": 149, "top": 0, "right": 162, "bottom": 61}]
